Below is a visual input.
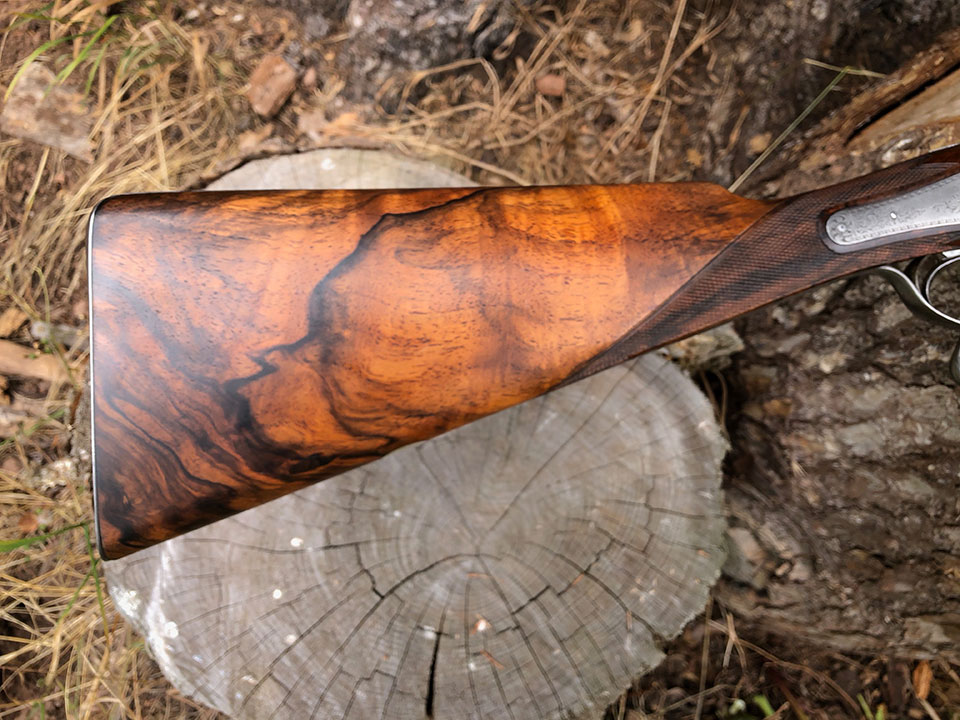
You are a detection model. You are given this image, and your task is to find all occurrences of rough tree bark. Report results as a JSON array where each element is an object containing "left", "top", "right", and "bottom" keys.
[
  {"left": 103, "top": 149, "right": 729, "bottom": 720},
  {"left": 717, "top": 30, "right": 960, "bottom": 661}
]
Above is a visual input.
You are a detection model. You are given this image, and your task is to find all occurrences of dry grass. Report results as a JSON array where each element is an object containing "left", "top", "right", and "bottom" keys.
[
  {"left": 0, "top": 0, "right": 958, "bottom": 718},
  {"left": 0, "top": 0, "right": 738, "bottom": 714},
  {"left": 0, "top": 2, "right": 262, "bottom": 716},
  {"left": 0, "top": 0, "right": 255, "bottom": 309},
  {"left": 319, "top": 0, "right": 733, "bottom": 188}
]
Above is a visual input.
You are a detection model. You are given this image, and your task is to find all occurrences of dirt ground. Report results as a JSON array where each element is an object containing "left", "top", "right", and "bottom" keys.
[{"left": 2, "top": 0, "right": 960, "bottom": 718}]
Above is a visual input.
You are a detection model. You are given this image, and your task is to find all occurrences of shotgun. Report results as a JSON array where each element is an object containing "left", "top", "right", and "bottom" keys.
[{"left": 89, "top": 145, "right": 960, "bottom": 560}]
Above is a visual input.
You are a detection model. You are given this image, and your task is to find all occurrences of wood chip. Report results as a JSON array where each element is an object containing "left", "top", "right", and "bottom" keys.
[
  {"left": 0, "top": 63, "right": 93, "bottom": 161},
  {"left": 0, "top": 308, "right": 27, "bottom": 338},
  {"left": 0, "top": 339, "right": 68, "bottom": 384},
  {"left": 536, "top": 73, "right": 566, "bottom": 97},
  {"left": 245, "top": 55, "right": 298, "bottom": 118},
  {"left": 912, "top": 660, "right": 933, "bottom": 700}
]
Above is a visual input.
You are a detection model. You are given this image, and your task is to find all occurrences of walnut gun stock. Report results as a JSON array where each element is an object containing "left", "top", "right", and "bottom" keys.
[{"left": 90, "top": 145, "right": 960, "bottom": 559}]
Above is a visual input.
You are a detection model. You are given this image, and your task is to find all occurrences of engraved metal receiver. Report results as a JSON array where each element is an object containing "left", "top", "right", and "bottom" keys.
[
  {"left": 825, "top": 172, "right": 960, "bottom": 250},
  {"left": 824, "top": 171, "right": 960, "bottom": 382}
]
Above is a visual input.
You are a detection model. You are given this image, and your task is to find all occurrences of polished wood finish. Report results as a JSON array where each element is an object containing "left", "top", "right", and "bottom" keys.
[{"left": 90, "top": 146, "right": 960, "bottom": 559}]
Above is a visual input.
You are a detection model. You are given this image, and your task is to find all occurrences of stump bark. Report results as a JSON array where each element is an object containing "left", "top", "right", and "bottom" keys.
[
  {"left": 103, "top": 149, "right": 729, "bottom": 719},
  {"left": 717, "top": 33, "right": 960, "bottom": 661}
]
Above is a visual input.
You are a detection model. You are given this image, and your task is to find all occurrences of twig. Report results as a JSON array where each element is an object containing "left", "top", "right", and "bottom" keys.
[
  {"left": 937, "top": 659, "right": 960, "bottom": 692},
  {"left": 590, "top": 0, "right": 688, "bottom": 171},
  {"left": 706, "top": 619, "right": 861, "bottom": 714},
  {"left": 0, "top": 339, "right": 70, "bottom": 384},
  {"left": 647, "top": 99, "right": 672, "bottom": 182}
]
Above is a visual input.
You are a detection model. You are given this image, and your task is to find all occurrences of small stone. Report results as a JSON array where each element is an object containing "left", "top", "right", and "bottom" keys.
[
  {"left": 665, "top": 323, "right": 744, "bottom": 370},
  {"left": 0, "top": 63, "right": 93, "bottom": 161},
  {"left": 246, "top": 55, "right": 298, "bottom": 118},
  {"left": 302, "top": 66, "right": 318, "bottom": 91},
  {"left": 536, "top": 73, "right": 566, "bottom": 97}
]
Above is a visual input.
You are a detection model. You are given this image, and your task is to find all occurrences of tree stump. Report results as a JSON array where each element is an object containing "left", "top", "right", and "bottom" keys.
[
  {"left": 103, "top": 149, "right": 729, "bottom": 719},
  {"left": 717, "top": 34, "right": 960, "bottom": 661}
]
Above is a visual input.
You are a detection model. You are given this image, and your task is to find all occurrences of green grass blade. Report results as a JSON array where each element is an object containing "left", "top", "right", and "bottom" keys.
[
  {"left": 84, "top": 38, "right": 111, "bottom": 95},
  {"left": 7, "top": 3, "right": 57, "bottom": 31},
  {"left": 728, "top": 66, "right": 850, "bottom": 193},
  {"left": 55, "top": 15, "right": 117, "bottom": 86},
  {"left": 751, "top": 694, "right": 776, "bottom": 718},
  {"left": 0, "top": 521, "right": 85, "bottom": 553},
  {"left": 82, "top": 524, "right": 111, "bottom": 639},
  {"left": 4, "top": 34, "right": 79, "bottom": 101}
]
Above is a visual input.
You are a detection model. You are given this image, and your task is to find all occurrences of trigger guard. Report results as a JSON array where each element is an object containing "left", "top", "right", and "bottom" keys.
[{"left": 873, "top": 255, "right": 960, "bottom": 385}]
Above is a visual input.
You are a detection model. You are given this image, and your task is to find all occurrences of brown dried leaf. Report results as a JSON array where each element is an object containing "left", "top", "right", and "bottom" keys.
[{"left": 913, "top": 660, "right": 933, "bottom": 700}]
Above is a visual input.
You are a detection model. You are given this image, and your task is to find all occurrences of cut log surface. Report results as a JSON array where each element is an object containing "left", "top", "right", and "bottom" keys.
[{"left": 103, "top": 149, "right": 728, "bottom": 719}]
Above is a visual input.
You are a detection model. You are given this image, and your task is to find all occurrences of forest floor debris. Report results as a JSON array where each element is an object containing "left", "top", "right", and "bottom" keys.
[{"left": 1, "top": 0, "right": 960, "bottom": 717}]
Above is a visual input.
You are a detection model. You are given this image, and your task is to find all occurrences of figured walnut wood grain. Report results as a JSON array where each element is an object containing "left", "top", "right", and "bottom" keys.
[
  {"left": 92, "top": 145, "right": 960, "bottom": 560},
  {"left": 90, "top": 178, "right": 767, "bottom": 558},
  {"left": 105, "top": 352, "right": 727, "bottom": 720},
  {"left": 567, "top": 145, "right": 960, "bottom": 381}
]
